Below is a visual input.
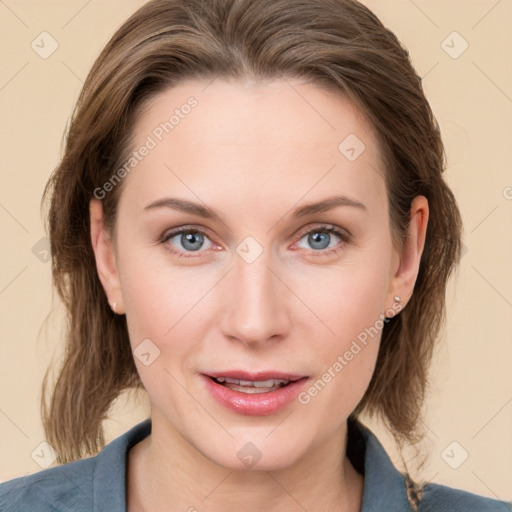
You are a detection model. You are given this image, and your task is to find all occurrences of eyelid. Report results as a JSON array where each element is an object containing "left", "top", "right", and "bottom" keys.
[
  {"left": 160, "top": 224, "right": 213, "bottom": 241},
  {"left": 292, "top": 223, "right": 352, "bottom": 244}
]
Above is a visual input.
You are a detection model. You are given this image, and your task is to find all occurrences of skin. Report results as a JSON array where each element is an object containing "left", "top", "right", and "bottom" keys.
[{"left": 90, "top": 78, "right": 428, "bottom": 512}]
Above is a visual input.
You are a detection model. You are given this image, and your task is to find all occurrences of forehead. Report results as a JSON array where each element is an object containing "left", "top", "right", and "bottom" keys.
[{"left": 119, "top": 78, "right": 386, "bottom": 217}]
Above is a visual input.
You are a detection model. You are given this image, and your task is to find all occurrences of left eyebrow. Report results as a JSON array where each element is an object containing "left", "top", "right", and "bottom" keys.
[{"left": 292, "top": 195, "right": 367, "bottom": 217}]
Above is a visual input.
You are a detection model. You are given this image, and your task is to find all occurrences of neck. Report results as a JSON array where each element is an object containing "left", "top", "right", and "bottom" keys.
[{"left": 127, "top": 411, "right": 363, "bottom": 512}]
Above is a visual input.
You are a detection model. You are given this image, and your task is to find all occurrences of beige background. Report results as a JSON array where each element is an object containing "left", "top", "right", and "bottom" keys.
[{"left": 1, "top": 0, "right": 511, "bottom": 501}]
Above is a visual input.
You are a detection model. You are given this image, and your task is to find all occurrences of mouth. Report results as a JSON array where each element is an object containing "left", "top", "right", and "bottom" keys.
[{"left": 202, "top": 370, "right": 309, "bottom": 415}]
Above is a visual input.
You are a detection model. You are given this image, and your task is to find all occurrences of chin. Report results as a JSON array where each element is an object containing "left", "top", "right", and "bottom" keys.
[{"left": 197, "top": 431, "right": 312, "bottom": 473}]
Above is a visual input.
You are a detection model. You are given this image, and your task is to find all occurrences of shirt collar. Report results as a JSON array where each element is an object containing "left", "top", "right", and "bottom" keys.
[
  {"left": 347, "top": 417, "right": 412, "bottom": 511},
  {"left": 93, "top": 419, "right": 151, "bottom": 512}
]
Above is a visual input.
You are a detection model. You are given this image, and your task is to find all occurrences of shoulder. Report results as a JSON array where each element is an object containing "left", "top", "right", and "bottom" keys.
[
  {"left": 419, "top": 482, "right": 512, "bottom": 512},
  {"left": 0, "top": 457, "right": 96, "bottom": 512},
  {"left": 348, "top": 417, "right": 511, "bottom": 512},
  {"left": 0, "top": 420, "right": 151, "bottom": 512}
]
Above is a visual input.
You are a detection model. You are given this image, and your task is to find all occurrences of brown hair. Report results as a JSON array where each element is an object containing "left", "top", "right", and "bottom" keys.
[{"left": 42, "top": 0, "right": 462, "bottom": 478}]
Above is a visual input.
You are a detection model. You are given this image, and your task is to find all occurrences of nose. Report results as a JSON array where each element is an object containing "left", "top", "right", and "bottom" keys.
[{"left": 220, "top": 251, "right": 292, "bottom": 347}]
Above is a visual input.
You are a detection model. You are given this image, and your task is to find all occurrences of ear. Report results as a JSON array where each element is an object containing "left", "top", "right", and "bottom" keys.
[
  {"left": 386, "top": 195, "right": 429, "bottom": 313},
  {"left": 89, "top": 198, "right": 124, "bottom": 314}
]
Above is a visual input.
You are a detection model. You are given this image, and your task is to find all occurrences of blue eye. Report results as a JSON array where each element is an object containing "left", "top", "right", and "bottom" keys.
[
  {"left": 162, "top": 228, "right": 213, "bottom": 255},
  {"left": 295, "top": 226, "right": 350, "bottom": 256},
  {"left": 300, "top": 229, "right": 338, "bottom": 250}
]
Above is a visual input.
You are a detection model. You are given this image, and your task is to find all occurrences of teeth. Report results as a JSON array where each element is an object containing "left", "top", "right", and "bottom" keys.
[
  {"left": 252, "top": 379, "right": 289, "bottom": 387},
  {"left": 213, "top": 377, "right": 291, "bottom": 387},
  {"left": 232, "top": 385, "right": 276, "bottom": 394}
]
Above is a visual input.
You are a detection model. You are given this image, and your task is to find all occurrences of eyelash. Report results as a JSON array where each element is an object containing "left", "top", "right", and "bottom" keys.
[{"left": 159, "top": 224, "right": 352, "bottom": 259}]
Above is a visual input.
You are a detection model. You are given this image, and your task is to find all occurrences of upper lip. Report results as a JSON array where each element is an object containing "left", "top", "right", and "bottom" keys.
[{"left": 204, "top": 370, "right": 307, "bottom": 382}]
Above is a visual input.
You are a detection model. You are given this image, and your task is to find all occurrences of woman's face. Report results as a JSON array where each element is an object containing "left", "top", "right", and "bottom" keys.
[{"left": 92, "top": 78, "right": 423, "bottom": 470}]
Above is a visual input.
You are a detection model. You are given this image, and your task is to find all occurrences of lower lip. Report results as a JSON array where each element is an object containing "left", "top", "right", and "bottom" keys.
[{"left": 202, "top": 375, "right": 309, "bottom": 416}]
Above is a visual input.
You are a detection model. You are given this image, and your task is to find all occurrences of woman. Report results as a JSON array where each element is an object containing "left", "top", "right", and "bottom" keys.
[{"left": 1, "top": 0, "right": 510, "bottom": 511}]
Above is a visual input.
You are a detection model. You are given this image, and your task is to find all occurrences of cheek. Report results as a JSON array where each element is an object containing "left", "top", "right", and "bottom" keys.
[
  {"left": 118, "top": 248, "right": 224, "bottom": 390},
  {"left": 118, "top": 241, "right": 211, "bottom": 335},
  {"left": 295, "top": 283, "right": 384, "bottom": 428},
  {"left": 119, "top": 257, "right": 212, "bottom": 417},
  {"left": 295, "top": 250, "right": 391, "bottom": 342},
  {"left": 291, "top": 250, "right": 391, "bottom": 414}
]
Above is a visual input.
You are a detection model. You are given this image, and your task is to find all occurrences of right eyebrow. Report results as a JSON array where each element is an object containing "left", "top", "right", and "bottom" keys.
[{"left": 144, "top": 197, "right": 223, "bottom": 222}]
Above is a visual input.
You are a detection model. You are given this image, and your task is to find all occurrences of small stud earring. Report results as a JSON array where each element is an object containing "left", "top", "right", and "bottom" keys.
[
  {"left": 112, "top": 301, "right": 117, "bottom": 314},
  {"left": 394, "top": 296, "right": 401, "bottom": 303}
]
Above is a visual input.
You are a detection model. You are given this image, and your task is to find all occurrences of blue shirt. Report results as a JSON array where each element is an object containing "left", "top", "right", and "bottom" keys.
[{"left": 1, "top": 418, "right": 510, "bottom": 511}]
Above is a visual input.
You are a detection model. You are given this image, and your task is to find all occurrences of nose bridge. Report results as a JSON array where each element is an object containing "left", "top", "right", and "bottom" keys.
[{"left": 221, "top": 247, "right": 290, "bottom": 345}]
